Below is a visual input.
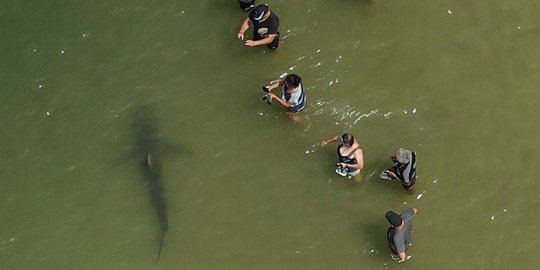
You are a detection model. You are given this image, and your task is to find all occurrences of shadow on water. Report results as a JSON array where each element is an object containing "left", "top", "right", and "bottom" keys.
[
  {"left": 132, "top": 105, "right": 168, "bottom": 263},
  {"left": 355, "top": 220, "right": 390, "bottom": 264}
]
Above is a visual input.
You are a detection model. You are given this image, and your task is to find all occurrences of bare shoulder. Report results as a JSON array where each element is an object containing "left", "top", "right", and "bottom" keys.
[
  {"left": 355, "top": 145, "right": 364, "bottom": 155},
  {"left": 354, "top": 146, "right": 364, "bottom": 158}
]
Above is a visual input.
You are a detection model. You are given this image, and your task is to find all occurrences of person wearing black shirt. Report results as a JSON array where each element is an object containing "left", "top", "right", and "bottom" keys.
[{"left": 236, "top": 4, "right": 280, "bottom": 50}]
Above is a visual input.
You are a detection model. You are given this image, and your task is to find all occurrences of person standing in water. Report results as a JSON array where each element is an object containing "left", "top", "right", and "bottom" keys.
[
  {"left": 380, "top": 148, "right": 417, "bottom": 191},
  {"left": 320, "top": 133, "right": 364, "bottom": 177},
  {"left": 385, "top": 208, "right": 417, "bottom": 263},
  {"left": 263, "top": 74, "right": 306, "bottom": 121},
  {"left": 236, "top": 4, "right": 280, "bottom": 50}
]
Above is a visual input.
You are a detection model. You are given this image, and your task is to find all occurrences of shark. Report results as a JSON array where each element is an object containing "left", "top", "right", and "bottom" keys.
[{"left": 133, "top": 106, "right": 168, "bottom": 263}]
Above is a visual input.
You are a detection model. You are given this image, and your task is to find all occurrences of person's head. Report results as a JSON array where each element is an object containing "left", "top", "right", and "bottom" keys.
[
  {"left": 385, "top": 211, "right": 403, "bottom": 227},
  {"left": 284, "top": 74, "right": 302, "bottom": 89},
  {"left": 394, "top": 148, "right": 411, "bottom": 164},
  {"left": 238, "top": 0, "right": 255, "bottom": 12},
  {"left": 341, "top": 133, "right": 355, "bottom": 147},
  {"left": 249, "top": 4, "right": 269, "bottom": 22}
]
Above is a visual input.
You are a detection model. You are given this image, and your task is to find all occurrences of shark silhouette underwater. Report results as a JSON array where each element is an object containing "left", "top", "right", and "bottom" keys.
[{"left": 132, "top": 106, "right": 168, "bottom": 263}]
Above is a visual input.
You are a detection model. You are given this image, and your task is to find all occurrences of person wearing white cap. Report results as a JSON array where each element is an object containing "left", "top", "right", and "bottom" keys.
[{"left": 236, "top": 4, "right": 280, "bottom": 49}]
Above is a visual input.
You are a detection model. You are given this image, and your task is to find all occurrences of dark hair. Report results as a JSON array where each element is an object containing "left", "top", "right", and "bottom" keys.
[
  {"left": 341, "top": 133, "right": 354, "bottom": 146},
  {"left": 385, "top": 211, "right": 402, "bottom": 227},
  {"left": 284, "top": 74, "right": 302, "bottom": 88}
]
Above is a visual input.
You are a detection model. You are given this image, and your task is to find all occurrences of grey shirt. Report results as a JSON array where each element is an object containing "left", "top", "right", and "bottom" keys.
[{"left": 392, "top": 208, "right": 415, "bottom": 253}]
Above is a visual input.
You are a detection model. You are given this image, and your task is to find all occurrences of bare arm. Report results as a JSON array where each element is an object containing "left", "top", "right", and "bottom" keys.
[
  {"left": 398, "top": 251, "right": 407, "bottom": 261},
  {"left": 398, "top": 209, "right": 417, "bottom": 262},
  {"left": 237, "top": 18, "right": 250, "bottom": 40},
  {"left": 320, "top": 135, "right": 340, "bottom": 147},
  {"left": 245, "top": 34, "right": 277, "bottom": 47},
  {"left": 269, "top": 93, "right": 294, "bottom": 108},
  {"left": 264, "top": 80, "right": 282, "bottom": 91},
  {"left": 349, "top": 148, "right": 364, "bottom": 170},
  {"left": 387, "top": 170, "right": 403, "bottom": 182}
]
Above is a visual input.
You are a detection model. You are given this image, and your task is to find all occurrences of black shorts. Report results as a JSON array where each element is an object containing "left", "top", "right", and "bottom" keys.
[
  {"left": 402, "top": 178, "right": 416, "bottom": 190},
  {"left": 389, "top": 166, "right": 416, "bottom": 190}
]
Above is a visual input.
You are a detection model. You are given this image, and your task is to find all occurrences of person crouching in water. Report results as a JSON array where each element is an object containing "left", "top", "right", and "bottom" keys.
[
  {"left": 320, "top": 133, "right": 364, "bottom": 177},
  {"left": 380, "top": 148, "right": 417, "bottom": 191},
  {"left": 264, "top": 74, "right": 306, "bottom": 121}
]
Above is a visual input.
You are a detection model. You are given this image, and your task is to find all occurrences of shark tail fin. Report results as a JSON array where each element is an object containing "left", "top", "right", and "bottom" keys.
[{"left": 155, "top": 233, "right": 165, "bottom": 264}]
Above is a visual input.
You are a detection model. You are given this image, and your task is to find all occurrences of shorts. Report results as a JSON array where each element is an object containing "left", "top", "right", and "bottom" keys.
[
  {"left": 288, "top": 105, "right": 304, "bottom": 113},
  {"left": 402, "top": 179, "right": 416, "bottom": 190}
]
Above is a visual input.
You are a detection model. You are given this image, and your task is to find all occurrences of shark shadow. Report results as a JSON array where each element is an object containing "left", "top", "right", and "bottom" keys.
[{"left": 132, "top": 105, "right": 168, "bottom": 263}]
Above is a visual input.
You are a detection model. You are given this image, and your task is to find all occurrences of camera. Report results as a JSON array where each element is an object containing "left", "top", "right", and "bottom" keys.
[
  {"left": 261, "top": 86, "right": 272, "bottom": 105},
  {"left": 335, "top": 163, "right": 348, "bottom": 176}
]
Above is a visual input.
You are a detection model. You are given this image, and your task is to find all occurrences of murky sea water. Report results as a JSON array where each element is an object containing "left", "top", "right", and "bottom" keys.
[{"left": 1, "top": 0, "right": 539, "bottom": 269}]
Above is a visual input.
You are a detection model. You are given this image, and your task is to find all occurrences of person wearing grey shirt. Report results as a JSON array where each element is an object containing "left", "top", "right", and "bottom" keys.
[{"left": 385, "top": 208, "right": 418, "bottom": 262}]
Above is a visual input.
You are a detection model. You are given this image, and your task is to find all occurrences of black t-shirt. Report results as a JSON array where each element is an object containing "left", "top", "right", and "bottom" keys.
[{"left": 251, "top": 11, "right": 279, "bottom": 38}]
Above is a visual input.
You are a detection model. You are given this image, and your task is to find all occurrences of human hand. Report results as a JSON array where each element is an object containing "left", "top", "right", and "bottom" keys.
[
  {"left": 264, "top": 85, "right": 275, "bottom": 92},
  {"left": 266, "top": 84, "right": 277, "bottom": 92},
  {"left": 320, "top": 140, "right": 328, "bottom": 147},
  {"left": 387, "top": 171, "right": 397, "bottom": 179},
  {"left": 245, "top": 40, "right": 257, "bottom": 47},
  {"left": 398, "top": 255, "right": 412, "bottom": 263},
  {"left": 391, "top": 254, "right": 411, "bottom": 263},
  {"left": 237, "top": 32, "right": 244, "bottom": 40}
]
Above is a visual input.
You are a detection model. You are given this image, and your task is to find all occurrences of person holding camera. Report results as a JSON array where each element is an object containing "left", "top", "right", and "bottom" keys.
[
  {"left": 263, "top": 74, "right": 306, "bottom": 121},
  {"left": 380, "top": 148, "right": 417, "bottom": 190},
  {"left": 320, "top": 133, "right": 364, "bottom": 177}
]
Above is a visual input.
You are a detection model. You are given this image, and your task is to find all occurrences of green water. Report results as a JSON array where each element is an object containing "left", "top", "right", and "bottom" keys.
[{"left": 1, "top": 0, "right": 539, "bottom": 269}]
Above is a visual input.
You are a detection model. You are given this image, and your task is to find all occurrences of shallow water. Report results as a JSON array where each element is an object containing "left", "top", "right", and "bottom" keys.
[{"left": 1, "top": 0, "right": 539, "bottom": 269}]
